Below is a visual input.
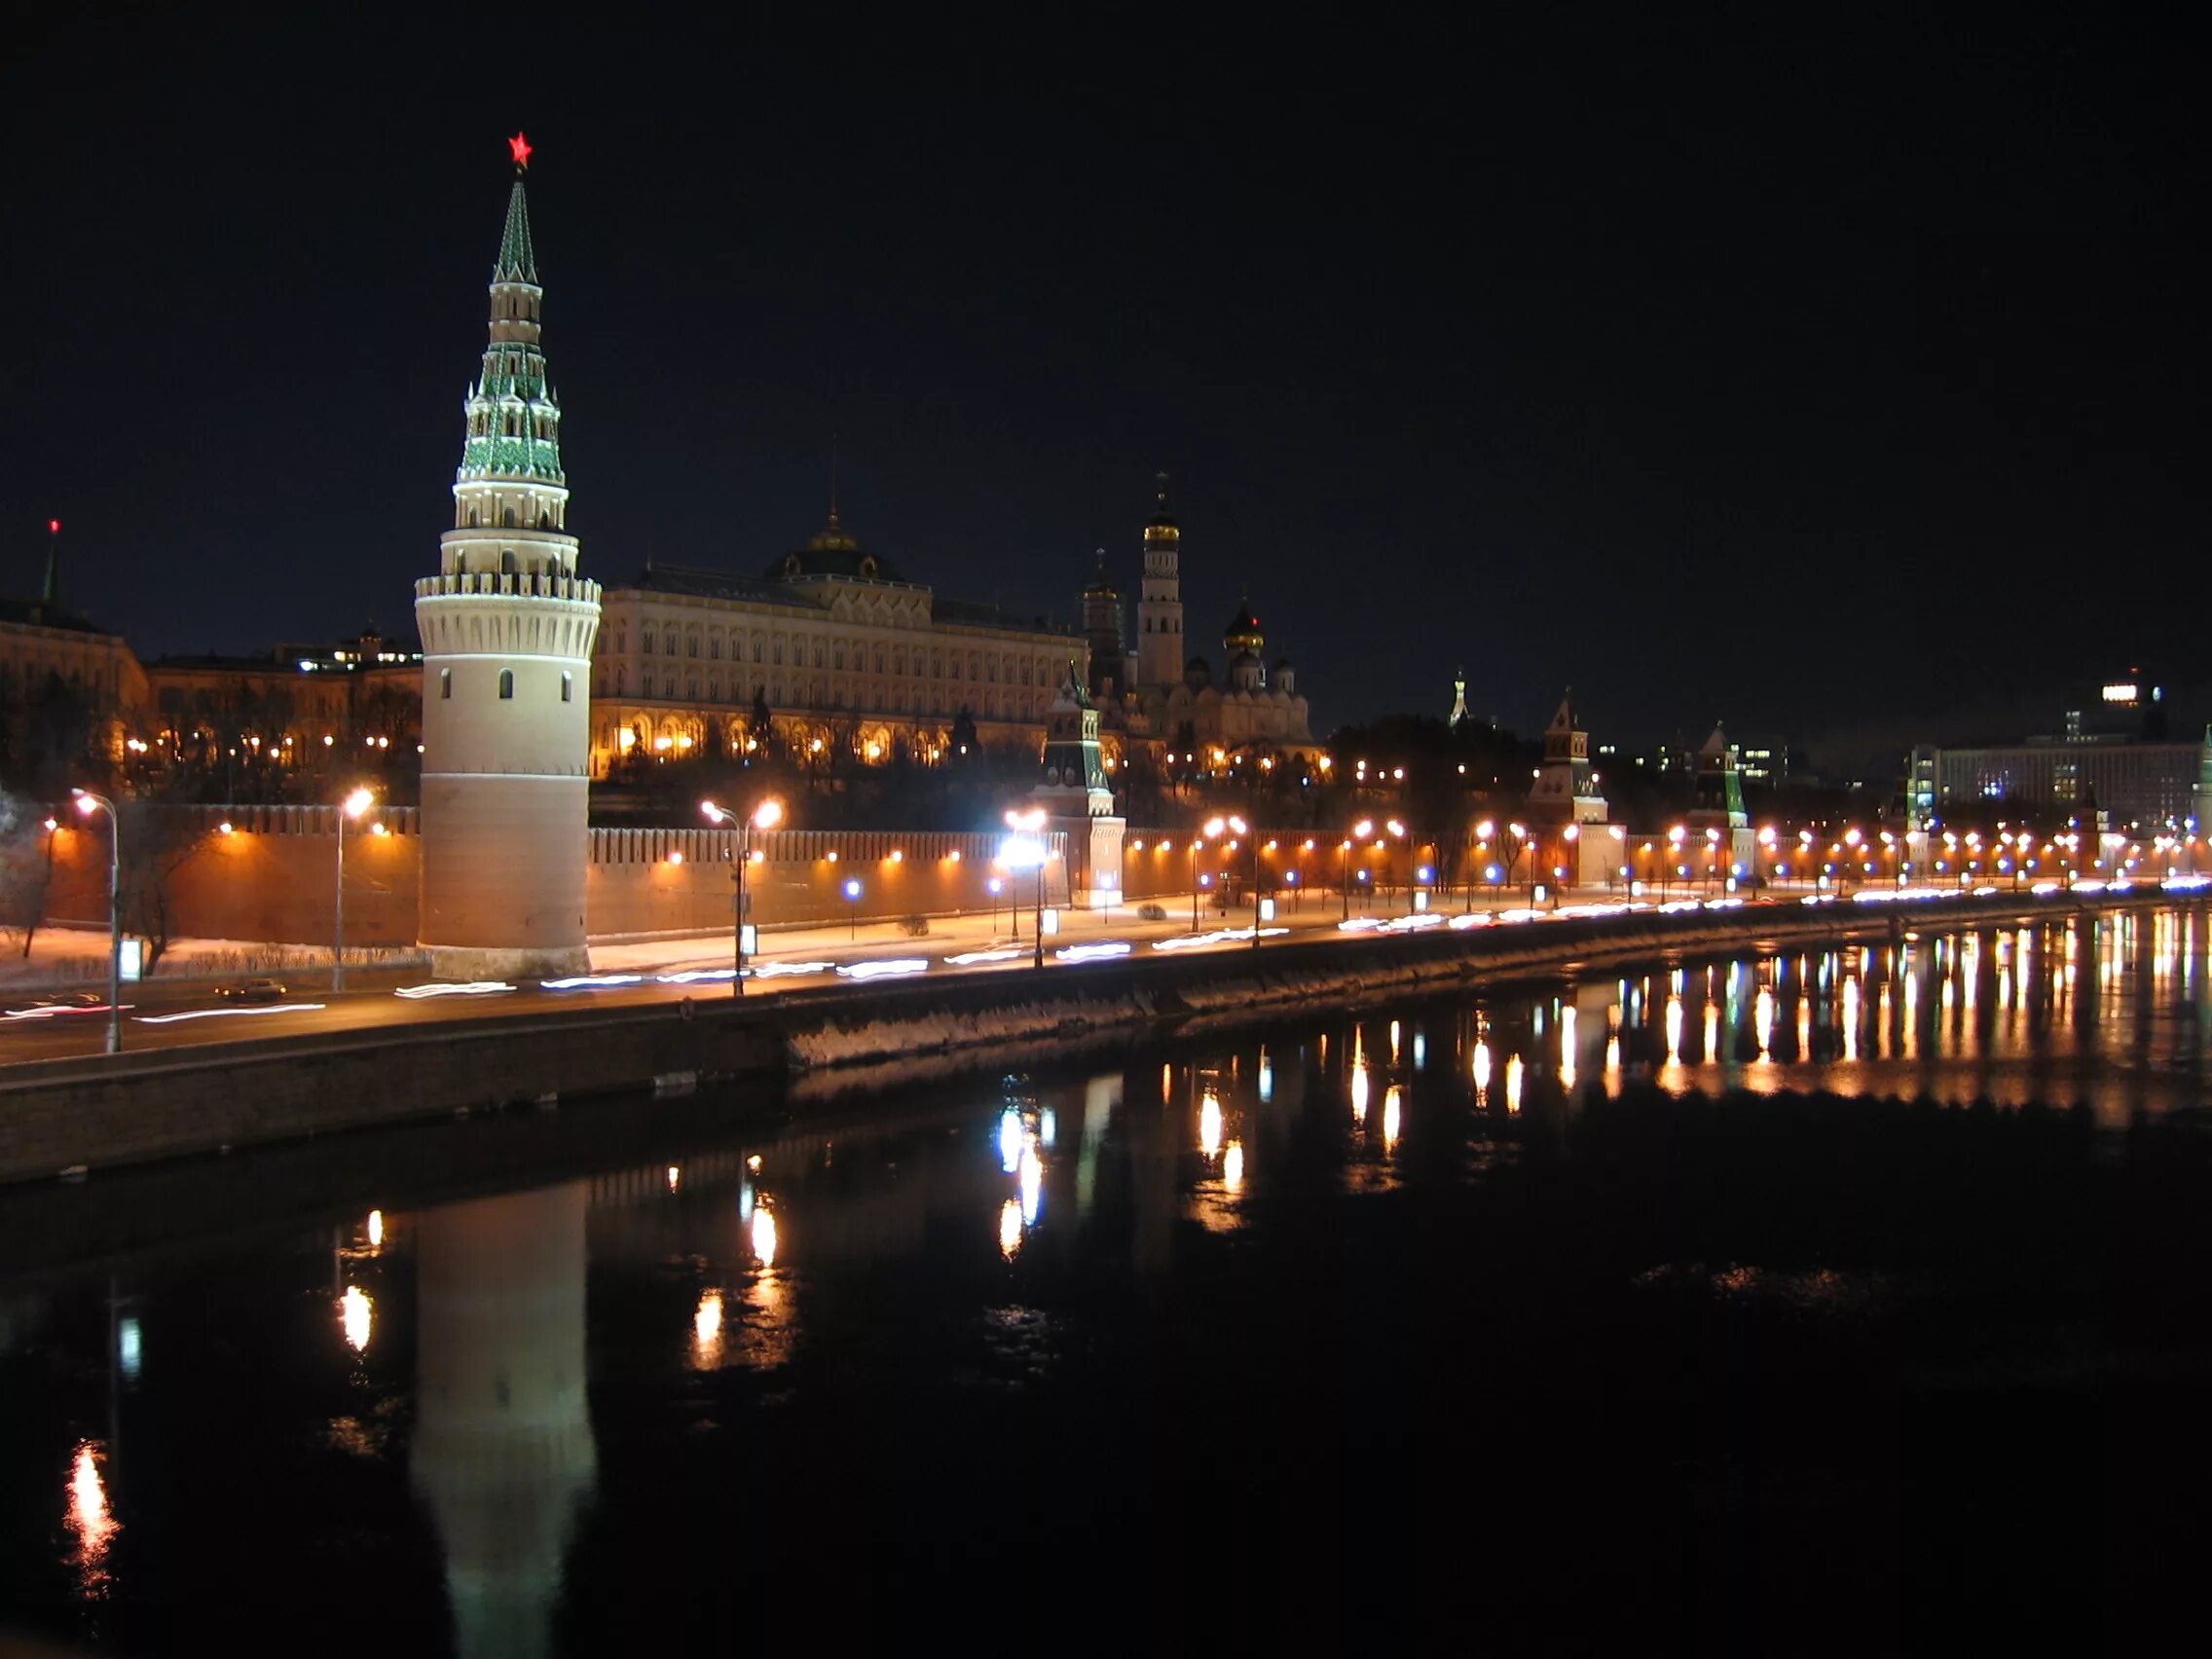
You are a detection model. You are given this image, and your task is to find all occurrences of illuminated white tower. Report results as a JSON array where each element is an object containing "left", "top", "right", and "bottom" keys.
[
  {"left": 415, "top": 136, "right": 602, "bottom": 977},
  {"left": 1134, "top": 473, "right": 1184, "bottom": 694}
]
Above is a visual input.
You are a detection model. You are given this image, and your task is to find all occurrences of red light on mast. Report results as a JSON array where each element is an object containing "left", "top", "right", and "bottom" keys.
[
  {"left": 47, "top": 518, "right": 60, "bottom": 535},
  {"left": 507, "top": 132, "right": 533, "bottom": 170}
]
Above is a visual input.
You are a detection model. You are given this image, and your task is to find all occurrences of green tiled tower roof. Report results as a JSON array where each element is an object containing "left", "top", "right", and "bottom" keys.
[{"left": 494, "top": 179, "right": 537, "bottom": 285}]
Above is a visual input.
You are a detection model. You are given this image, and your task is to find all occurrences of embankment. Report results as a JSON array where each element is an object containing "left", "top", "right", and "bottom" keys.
[{"left": 0, "top": 889, "right": 2190, "bottom": 1185}]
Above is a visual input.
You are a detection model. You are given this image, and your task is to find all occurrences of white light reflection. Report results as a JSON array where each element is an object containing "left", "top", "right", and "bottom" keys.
[
  {"left": 1472, "top": 1039, "right": 1492, "bottom": 1093},
  {"left": 1349, "top": 1060, "right": 1369, "bottom": 1124},
  {"left": 1504, "top": 1055, "right": 1524, "bottom": 1113},
  {"left": 1843, "top": 976, "right": 1861, "bottom": 1061},
  {"left": 1559, "top": 1006, "right": 1577, "bottom": 1089},
  {"left": 998, "top": 1108, "right": 1025, "bottom": 1173},
  {"left": 117, "top": 1317, "right": 141, "bottom": 1382},
  {"left": 1223, "top": 1140, "right": 1245, "bottom": 1192},
  {"left": 1039, "top": 1108, "right": 1057, "bottom": 1148},
  {"left": 1754, "top": 988, "right": 1774, "bottom": 1057},
  {"left": 1199, "top": 1091, "right": 1225, "bottom": 1160},
  {"left": 339, "top": 1284, "right": 373, "bottom": 1353},
  {"left": 1382, "top": 1085, "right": 1403, "bottom": 1152},
  {"left": 1018, "top": 1139, "right": 1044, "bottom": 1226},
  {"left": 999, "top": 1198, "right": 1023, "bottom": 1260},
  {"left": 751, "top": 1205, "right": 779, "bottom": 1268},
  {"left": 1665, "top": 996, "right": 1683, "bottom": 1062},
  {"left": 366, "top": 1208, "right": 384, "bottom": 1249}
]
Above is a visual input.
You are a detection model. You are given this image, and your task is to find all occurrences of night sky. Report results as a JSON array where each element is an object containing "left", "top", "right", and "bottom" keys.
[{"left": 5, "top": 16, "right": 2205, "bottom": 771}]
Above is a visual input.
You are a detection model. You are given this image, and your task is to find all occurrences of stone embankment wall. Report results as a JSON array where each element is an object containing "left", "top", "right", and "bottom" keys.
[
  {"left": 0, "top": 1001, "right": 783, "bottom": 1186},
  {"left": 7, "top": 888, "right": 2182, "bottom": 1187}
]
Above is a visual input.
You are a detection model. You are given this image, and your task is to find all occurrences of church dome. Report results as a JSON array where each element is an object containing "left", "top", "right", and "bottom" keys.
[
  {"left": 1223, "top": 598, "right": 1264, "bottom": 655},
  {"left": 767, "top": 507, "right": 903, "bottom": 583},
  {"left": 1147, "top": 471, "right": 1177, "bottom": 531}
]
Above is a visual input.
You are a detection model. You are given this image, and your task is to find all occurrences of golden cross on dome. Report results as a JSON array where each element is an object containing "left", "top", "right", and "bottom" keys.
[{"left": 507, "top": 132, "right": 533, "bottom": 171}]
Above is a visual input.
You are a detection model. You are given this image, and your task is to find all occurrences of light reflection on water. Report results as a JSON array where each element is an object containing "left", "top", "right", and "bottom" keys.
[{"left": 5, "top": 904, "right": 2210, "bottom": 1651}]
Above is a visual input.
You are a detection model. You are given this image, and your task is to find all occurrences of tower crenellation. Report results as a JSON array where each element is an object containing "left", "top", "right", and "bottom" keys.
[{"left": 414, "top": 140, "right": 603, "bottom": 978}]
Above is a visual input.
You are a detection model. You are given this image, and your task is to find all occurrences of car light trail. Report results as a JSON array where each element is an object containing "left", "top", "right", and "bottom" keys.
[
  {"left": 393, "top": 981, "right": 516, "bottom": 999},
  {"left": 1054, "top": 940, "right": 1132, "bottom": 963},
  {"left": 136, "top": 1003, "right": 329, "bottom": 1025},
  {"left": 835, "top": 958, "right": 929, "bottom": 979},
  {"left": 541, "top": 974, "right": 644, "bottom": 989}
]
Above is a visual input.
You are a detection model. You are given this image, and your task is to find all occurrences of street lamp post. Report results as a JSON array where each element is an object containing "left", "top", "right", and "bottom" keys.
[
  {"left": 703, "top": 796, "right": 784, "bottom": 995},
  {"left": 1343, "top": 818, "right": 1373, "bottom": 921},
  {"left": 333, "top": 787, "right": 375, "bottom": 992},
  {"left": 1203, "top": 815, "right": 1259, "bottom": 949},
  {"left": 70, "top": 790, "right": 121, "bottom": 1056},
  {"left": 1004, "top": 808, "right": 1049, "bottom": 971}
]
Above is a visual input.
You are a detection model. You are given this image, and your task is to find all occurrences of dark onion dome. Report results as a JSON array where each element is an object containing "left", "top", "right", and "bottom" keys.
[
  {"left": 1185, "top": 653, "right": 1211, "bottom": 673},
  {"left": 766, "top": 507, "right": 904, "bottom": 584},
  {"left": 1272, "top": 654, "right": 1295, "bottom": 673},
  {"left": 1223, "top": 598, "right": 1264, "bottom": 653},
  {"left": 1147, "top": 471, "right": 1177, "bottom": 530}
]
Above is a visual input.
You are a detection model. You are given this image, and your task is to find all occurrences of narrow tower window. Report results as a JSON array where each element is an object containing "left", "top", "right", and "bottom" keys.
[
  {"left": 561, "top": 671, "right": 573, "bottom": 703},
  {"left": 498, "top": 669, "right": 515, "bottom": 700},
  {"left": 441, "top": 669, "right": 452, "bottom": 700}
]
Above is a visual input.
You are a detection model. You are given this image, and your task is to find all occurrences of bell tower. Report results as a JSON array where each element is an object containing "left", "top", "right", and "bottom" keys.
[
  {"left": 1134, "top": 473, "right": 1183, "bottom": 693},
  {"left": 414, "top": 137, "right": 603, "bottom": 978}
]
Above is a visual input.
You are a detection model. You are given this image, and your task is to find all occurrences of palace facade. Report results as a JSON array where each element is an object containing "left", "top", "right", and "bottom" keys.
[{"left": 588, "top": 510, "right": 1082, "bottom": 776}]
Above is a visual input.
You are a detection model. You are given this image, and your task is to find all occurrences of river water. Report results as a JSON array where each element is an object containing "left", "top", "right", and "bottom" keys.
[{"left": 5, "top": 905, "right": 2211, "bottom": 1654}]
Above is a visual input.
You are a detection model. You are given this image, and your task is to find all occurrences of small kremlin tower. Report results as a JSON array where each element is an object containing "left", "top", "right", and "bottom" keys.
[{"left": 414, "top": 137, "right": 602, "bottom": 977}]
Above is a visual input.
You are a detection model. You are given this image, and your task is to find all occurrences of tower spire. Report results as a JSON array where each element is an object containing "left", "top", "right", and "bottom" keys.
[
  {"left": 41, "top": 517, "right": 59, "bottom": 609},
  {"left": 494, "top": 133, "right": 536, "bottom": 285}
]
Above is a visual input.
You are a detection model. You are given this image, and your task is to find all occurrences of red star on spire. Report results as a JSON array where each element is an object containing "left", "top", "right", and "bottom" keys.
[{"left": 507, "top": 132, "right": 533, "bottom": 171}]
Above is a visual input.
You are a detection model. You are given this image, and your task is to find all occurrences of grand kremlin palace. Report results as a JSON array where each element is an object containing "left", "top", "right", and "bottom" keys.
[{"left": 588, "top": 511, "right": 1081, "bottom": 775}]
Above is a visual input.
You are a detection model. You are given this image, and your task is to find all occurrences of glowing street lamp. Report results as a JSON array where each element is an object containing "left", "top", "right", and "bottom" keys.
[
  {"left": 702, "top": 795, "right": 784, "bottom": 995},
  {"left": 70, "top": 790, "right": 122, "bottom": 1055},
  {"left": 333, "top": 786, "right": 375, "bottom": 991},
  {"left": 1002, "top": 808, "right": 1049, "bottom": 969}
]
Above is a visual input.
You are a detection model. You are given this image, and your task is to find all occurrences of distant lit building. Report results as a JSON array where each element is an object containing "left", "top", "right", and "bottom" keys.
[
  {"left": 1907, "top": 670, "right": 2205, "bottom": 830},
  {"left": 0, "top": 600, "right": 145, "bottom": 764},
  {"left": 1909, "top": 734, "right": 2208, "bottom": 830},
  {"left": 141, "top": 626, "right": 422, "bottom": 756},
  {"left": 1730, "top": 734, "right": 1788, "bottom": 787}
]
